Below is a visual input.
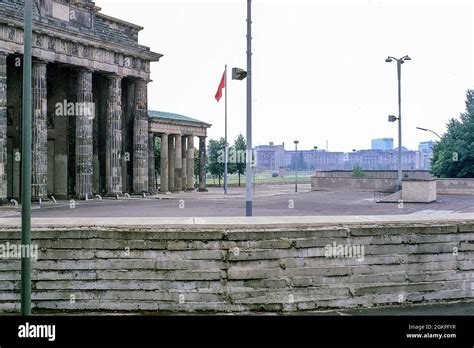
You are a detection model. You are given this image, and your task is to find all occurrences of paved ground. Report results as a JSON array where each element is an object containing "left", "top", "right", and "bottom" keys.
[{"left": 2, "top": 184, "right": 474, "bottom": 219}]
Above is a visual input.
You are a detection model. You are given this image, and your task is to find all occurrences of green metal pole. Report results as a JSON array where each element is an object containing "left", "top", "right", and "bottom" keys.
[{"left": 21, "top": 0, "right": 33, "bottom": 316}]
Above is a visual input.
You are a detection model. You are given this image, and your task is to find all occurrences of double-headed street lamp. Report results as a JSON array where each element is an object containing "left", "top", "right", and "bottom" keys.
[
  {"left": 294, "top": 141, "right": 299, "bottom": 193},
  {"left": 386, "top": 55, "right": 411, "bottom": 190}
]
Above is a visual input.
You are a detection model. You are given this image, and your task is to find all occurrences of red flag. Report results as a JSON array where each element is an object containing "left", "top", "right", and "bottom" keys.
[{"left": 215, "top": 71, "right": 226, "bottom": 102}]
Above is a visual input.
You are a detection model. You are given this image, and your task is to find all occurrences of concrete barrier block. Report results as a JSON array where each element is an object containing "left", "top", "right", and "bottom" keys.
[
  {"left": 96, "top": 270, "right": 222, "bottom": 281},
  {"left": 226, "top": 228, "right": 350, "bottom": 241},
  {"left": 350, "top": 225, "right": 458, "bottom": 236}
]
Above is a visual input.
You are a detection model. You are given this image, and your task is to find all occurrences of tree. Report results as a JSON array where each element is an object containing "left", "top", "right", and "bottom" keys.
[
  {"left": 290, "top": 151, "right": 306, "bottom": 171},
  {"left": 352, "top": 165, "right": 365, "bottom": 178},
  {"left": 432, "top": 90, "right": 474, "bottom": 178},
  {"left": 231, "top": 133, "right": 246, "bottom": 186},
  {"left": 207, "top": 138, "right": 226, "bottom": 187}
]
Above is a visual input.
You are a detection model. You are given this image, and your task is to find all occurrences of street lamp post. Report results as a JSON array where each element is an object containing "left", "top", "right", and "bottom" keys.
[
  {"left": 229, "top": 0, "right": 253, "bottom": 216},
  {"left": 21, "top": 0, "right": 33, "bottom": 316},
  {"left": 313, "top": 146, "right": 318, "bottom": 171},
  {"left": 294, "top": 141, "right": 299, "bottom": 193},
  {"left": 245, "top": 0, "right": 253, "bottom": 216},
  {"left": 416, "top": 127, "right": 442, "bottom": 140},
  {"left": 386, "top": 55, "right": 411, "bottom": 190}
]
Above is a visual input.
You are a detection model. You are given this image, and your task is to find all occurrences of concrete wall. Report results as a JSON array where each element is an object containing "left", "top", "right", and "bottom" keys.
[
  {"left": 312, "top": 177, "right": 399, "bottom": 192},
  {"left": 312, "top": 173, "right": 474, "bottom": 196},
  {"left": 437, "top": 179, "right": 474, "bottom": 195},
  {"left": 314, "top": 171, "right": 434, "bottom": 180},
  {"left": 0, "top": 224, "right": 472, "bottom": 313}
]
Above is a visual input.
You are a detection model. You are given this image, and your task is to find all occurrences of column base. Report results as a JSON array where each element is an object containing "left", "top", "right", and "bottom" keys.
[
  {"left": 76, "top": 194, "right": 94, "bottom": 201},
  {"left": 105, "top": 192, "right": 124, "bottom": 199},
  {"left": 32, "top": 197, "right": 50, "bottom": 203},
  {"left": 0, "top": 198, "right": 11, "bottom": 206},
  {"left": 131, "top": 192, "right": 151, "bottom": 198}
]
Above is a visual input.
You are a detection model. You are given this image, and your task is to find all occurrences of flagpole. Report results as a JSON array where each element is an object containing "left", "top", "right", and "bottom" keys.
[{"left": 224, "top": 65, "right": 228, "bottom": 195}]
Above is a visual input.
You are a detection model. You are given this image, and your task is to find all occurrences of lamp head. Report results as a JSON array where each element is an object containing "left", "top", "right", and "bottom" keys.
[
  {"left": 385, "top": 57, "right": 393, "bottom": 63},
  {"left": 388, "top": 115, "right": 398, "bottom": 123},
  {"left": 232, "top": 67, "right": 247, "bottom": 81}
]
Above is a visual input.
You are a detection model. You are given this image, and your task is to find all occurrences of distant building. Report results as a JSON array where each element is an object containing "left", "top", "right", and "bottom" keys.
[
  {"left": 372, "top": 138, "right": 394, "bottom": 151},
  {"left": 419, "top": 141, "right": 436, "bottom": 170},
  {"left": 255, "top": 142, "right": 286, "bottom": 172},
  {"left": 419, "top": 141, "right": 436, "bottom": 153},
  {"left": 255, "top": 142, "right": 429, "bottom": 173}
]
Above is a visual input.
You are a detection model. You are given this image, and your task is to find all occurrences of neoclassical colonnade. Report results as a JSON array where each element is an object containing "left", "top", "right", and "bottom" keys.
[
  {"left": 0, "top": 0, "right": 163, "bottom": 201},
  {"left": 149, "top": 112, "right": 211, "bottom": 194}
]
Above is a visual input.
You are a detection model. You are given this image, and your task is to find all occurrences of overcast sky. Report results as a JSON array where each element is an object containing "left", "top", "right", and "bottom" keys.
[{"left": 96, "top": 0, "right": 473, "bottom": 152}]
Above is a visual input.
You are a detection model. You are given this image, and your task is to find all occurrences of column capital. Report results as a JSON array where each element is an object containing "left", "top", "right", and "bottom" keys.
[
  {"left": 128, "top": 77, "right": 151, "bottom": 84},
  {"left": 106, "top": 74, "right": 123, "bottom": 81},
  {"left": 32, "top": 59, "right": 48, "bottom": 66},
  {"left": 76, "top": 67, "right": 94, "bottom": 73},
  {"left": 135, "top": 78, "right": 151, "bottom": 84}
]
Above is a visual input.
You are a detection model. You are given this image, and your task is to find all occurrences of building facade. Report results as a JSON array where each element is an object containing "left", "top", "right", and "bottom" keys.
[
  {"left": 0, "top": 0, "right": 210, "bottom": 201},
  {"left": 419, "top": 140, "right": 435, "bottom": 171},
  {"left": 255, "top": 142, "right": 427, "bottom": 173},
  {"left": 149, "top": 111, "right": 211, "bottom": 194},
  {"left": 371, "top": 138, "right": 394, "bottom": 151}
]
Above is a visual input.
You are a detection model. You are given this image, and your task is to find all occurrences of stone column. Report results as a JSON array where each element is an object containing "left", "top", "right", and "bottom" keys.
[
  {"left": 199, "top": 136, "right": 207, "bottom": 192},
  {"left": 32, "top": 61, "right": 48, "bottom": 201},
  {"left": 186, "top": 135, "right": 195, "bottom": 190},
  {"left": 105, "top": 75, "right": 123, "bottom": 196},
  {"left": 0, "top": 53, "right": 7, "bottom": 201},
  {"left": 160, "top": 133, "right": 169, "bottom": 193},
  {"left": 75, "top": 69, "right": 94, "bottom": 199},
  {"left": 174, "top": 134, "right": 182, "bottom": 191},
  {"left": 168, "top": 135, "right": 175, "bottom": 192},
  {"left": 181, "top": 136, "right": 187, "bottom": 190},
  {"left": 133, "top": 80, "right": 149, "bottom": 194},
  {"left": 148, "top": 133, "right": 156, "bottom": 194}
]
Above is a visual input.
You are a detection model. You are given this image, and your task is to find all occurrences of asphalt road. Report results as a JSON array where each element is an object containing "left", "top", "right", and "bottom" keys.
[{"left": 2, "top": 184, "right": 473, "bottom": 218}]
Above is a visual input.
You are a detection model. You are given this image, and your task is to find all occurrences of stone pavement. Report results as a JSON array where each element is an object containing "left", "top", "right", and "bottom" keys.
[{"left": 0, "top": 184, "right": 473, "bottom": 224}]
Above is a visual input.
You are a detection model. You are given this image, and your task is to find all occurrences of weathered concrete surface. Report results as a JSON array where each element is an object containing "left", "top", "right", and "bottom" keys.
[
  {"left": 312, "top": 176, "right": 399, "bottom": 192},
  {"left": 402, "top": 180, "right": 437, "bottom": 203},
  {"left": 313, "top": 174, "right": 474, "bottom": 196},
  {"left": 0, "top": 214, "right": 474, "bottom": 228},
  {"left": 0, "top": 221, "right": 472, "bottom": 314},
  {"left": 438, "top": 179, "right": 474, "bottom": 195}
]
